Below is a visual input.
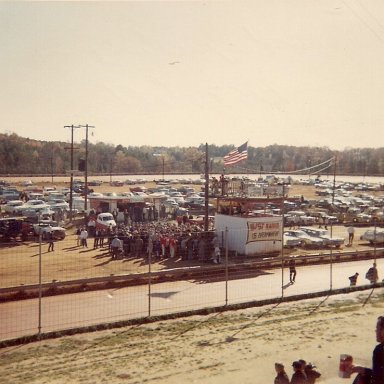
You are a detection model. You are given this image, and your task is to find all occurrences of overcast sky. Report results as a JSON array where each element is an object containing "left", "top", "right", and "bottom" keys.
[{"left": 1, "top": 0, "right": 384, "bottom": 150}]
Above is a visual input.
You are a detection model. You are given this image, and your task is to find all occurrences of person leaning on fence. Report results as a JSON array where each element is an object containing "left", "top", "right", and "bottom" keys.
[
  {"left": 274, "top": 362, "right": 289, "bottom": 384},
  {"left": 349, "top": 272, "right": 359, "bottom": 287},
  {"left": 366, "top": 263, "right": 379, "bottom": 284}
]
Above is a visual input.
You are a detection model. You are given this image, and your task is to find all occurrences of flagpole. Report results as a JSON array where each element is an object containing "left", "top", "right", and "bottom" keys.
[{"left": 204, "top": 143, "right": 209, "bottom": 232}]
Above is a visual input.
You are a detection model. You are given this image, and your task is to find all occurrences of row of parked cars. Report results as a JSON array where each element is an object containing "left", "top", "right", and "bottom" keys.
[
  {"left": 0, "top": 216, "right": 66, "bottom": 242},
  {"left": 284, "top": 227, "right": 345, "bottom": 249}
]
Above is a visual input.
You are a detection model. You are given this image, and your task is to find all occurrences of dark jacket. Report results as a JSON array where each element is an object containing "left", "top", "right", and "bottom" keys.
[
  {"left": 290, "top": 371, "right": 308, "bottom": 384},
  {"left": 367, "top": 343, "right": 384, "bottom": 384},
  {"left": 274, "top": 371, "right": 289, "bottom": 384}
]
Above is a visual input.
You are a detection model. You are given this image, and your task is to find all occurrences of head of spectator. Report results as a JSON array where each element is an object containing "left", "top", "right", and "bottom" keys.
[{"left": 376, "top": 316, "right": 384, "bottom": 343}]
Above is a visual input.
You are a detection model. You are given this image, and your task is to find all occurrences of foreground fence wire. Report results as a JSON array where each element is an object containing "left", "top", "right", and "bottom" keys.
[{"left": 0, "top": 225, "right": 383, "bottom": 344}]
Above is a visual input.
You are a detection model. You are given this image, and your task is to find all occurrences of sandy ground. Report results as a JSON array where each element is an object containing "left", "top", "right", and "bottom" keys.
[{"left": 0, "top": 289, "right": 382, "bottom": 384}]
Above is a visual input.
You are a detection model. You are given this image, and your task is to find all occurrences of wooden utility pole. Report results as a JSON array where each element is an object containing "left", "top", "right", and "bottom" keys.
[
  {"left": 204, "top": 143, "right": 209, "bottom": 232},
  {"left": 64, "top": 125, "right": 80, "bottom": 222},
  {"left": 79, "top": 124, "right": 95, "bottom": 216}
]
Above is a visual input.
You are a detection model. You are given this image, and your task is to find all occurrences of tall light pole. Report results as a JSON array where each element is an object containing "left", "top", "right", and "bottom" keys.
[
  {"left": 153, "top": 153, "right": 165, "bottom": 181},
  {"left": 64, "top": 125, "right": 80, "bottom": 222},
  {"left": 79, "top": 124, "right": 94, "bottom": 216},
  {"left": 204, "top": 143, "right": 209, "bottom": 232}
]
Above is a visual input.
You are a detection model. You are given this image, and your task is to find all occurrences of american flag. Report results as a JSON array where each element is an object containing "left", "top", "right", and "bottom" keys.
[{"left": 223, "top": 141, "right": 248, "bottom": 166}]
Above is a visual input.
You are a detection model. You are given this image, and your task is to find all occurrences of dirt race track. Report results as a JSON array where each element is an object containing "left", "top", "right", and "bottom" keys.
[{"left": 0, "top": 224, "right": 381, "bottom": 291}]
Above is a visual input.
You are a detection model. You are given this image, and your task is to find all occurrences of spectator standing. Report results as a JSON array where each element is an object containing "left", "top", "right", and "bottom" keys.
[
  {"left": 349, "top": 272, "right": 359, "bottom": 286},
  {"left": 290, "top": 361, "right": 308, "bottom": 383},
  {"left": 289, "top": 258, "right": 297, "bottom": 283},
  {"left": 76, "top": 227, "right": 81, "bottom": 247},
  {"left": 147, "top": 234, "right": 154, "bottom": 260},
  {"left": 304, "top": 363, "right": 321, "bottom": 384},
  {"left": 110, "top": 235, "right": 122, "bottom": 259},
  {"left": 347, "top": 226, "right": 355, "bottom": 246},
  {"left": 47, "top": 230, "right": 54, "bottom": 252},
  {"left": 366, "top": 263, "right": 379, "bottom": 284},
  {"left": 153, "top": 235, "right": 161, "bottom": 260},
  {"left": 87, "top": 217, "right": 96, "bottom": 237},
  {"left": 99, "top": 229, "right": 105, "bottom": 247},
  {"left": 187, "top": 234, "right": 194, "bottom": 261},
  {"left": 93, "top": 229, "right": 100, "bottom": 249},
  {"left": 180, "top": 236, "right": 187, "bottom": 260},
  {"left": 134, "top": 235, "right": 144, "bottom": 257},
  {"left": 211, "top": 235, "right": 220, "bottom": 264},
  {"left": 198, "top": 236, "right": 206, "bottom": 261},
  {"left": 80, "top": 228, "right": 88, "bottom": 248},
  {"left": 274, "top": 363, "right": 289, "bottom": 384},
  {"left": 160, "top": 234, "right": 167, "bottom": 258},
  {"left": 169, "top": 235, "right": 177, "bottom": 258}
]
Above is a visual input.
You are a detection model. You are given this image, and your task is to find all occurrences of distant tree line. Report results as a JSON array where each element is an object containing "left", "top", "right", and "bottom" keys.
[{"left": 0, "top": 133, "right": 383, "bottom": 177}]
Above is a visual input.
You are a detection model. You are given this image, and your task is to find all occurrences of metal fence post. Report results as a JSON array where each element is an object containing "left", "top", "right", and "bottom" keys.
[
  {"left": 38, "top": 230, "right": 42, "bottom": 337},
  {"left": 148, "top": 250, "right": 152, "bottom": 318},
  {"left": 225, "top": 228, "right": 228, "bottom": 306}
]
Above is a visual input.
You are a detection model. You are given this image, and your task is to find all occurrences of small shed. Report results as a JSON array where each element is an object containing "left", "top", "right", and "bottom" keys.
[
  {"left": 213, "top": 196, "right": 284, "bottom": 256},
  {"left": 215, "top": 213, "right": 283, "bottom": 256}
]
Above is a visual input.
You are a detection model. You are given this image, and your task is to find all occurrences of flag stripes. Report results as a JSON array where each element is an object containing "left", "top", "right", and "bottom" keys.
[{"left": 223, "top": 141, "right": 248, "bottom": 166}]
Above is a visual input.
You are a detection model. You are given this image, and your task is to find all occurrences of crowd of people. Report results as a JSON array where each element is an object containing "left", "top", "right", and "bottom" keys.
[
  {"left": 274, "top": 359, "right": 321, "bottom": 384},
  {"left": 77, "top": 218, "right": 222, "bottom": 264}
]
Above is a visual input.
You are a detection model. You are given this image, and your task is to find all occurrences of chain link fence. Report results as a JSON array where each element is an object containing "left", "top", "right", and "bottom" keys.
[{"left": 0, "top": 224, "right": 383, "bottom": 344}]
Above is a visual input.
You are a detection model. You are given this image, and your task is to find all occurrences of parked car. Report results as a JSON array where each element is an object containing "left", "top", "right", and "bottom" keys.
[
  {"left": 33, "top": 221, "right": 66, "bottom": 240},
  {"left": 163, "top": 198, "right": 179, "bottom": 208},
  {"left": 71, "top": 197, "right": 89, "bottom": 213},
  {"left": 0, "top": 217, "right": 32, "bottom": 241},
  {"left": 283, "top": 229, "right": 325, "bottom": 248},
  {"left": 13, "top": 199, "right": 50, "bottom": 215},
  {"left": 360, "top": 229, "right": 384, "bottom": 244},
  {"left": 285, "top": 211, "right": 316, "bottom": 226},
  {"left": 355, "top": 213, "right": 372, "bottom": 224},
  {"left": 299, "top": 227, "right": 344, "bottom": 248},
  {"left": 1, "top": 192, "right": 20, "bottom": 203},
  {"left": 283, "top": 232, "right": 302, "bottom": 248},
  {"left": 88, "top": 180, "right": 103, "bottom": 186},
  {"left": 2, "top": 200, "right": 24, "bottom": 214},
  {"left": 184, "top": 196, "right": 205, "bottom": 209},
  {"left": 46, "top": 199, "right": 70, "bottom": 211},
  {"left": 110, "top": 180, "right": 124, "bottom": 187},
  {"left": 96, "top": 213, "right": 116, "bottom": 230}
]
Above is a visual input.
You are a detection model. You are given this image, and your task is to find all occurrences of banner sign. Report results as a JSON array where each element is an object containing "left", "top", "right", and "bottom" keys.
[{"left": 246, "top": 221, "right": 282, "bottom": 243}]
